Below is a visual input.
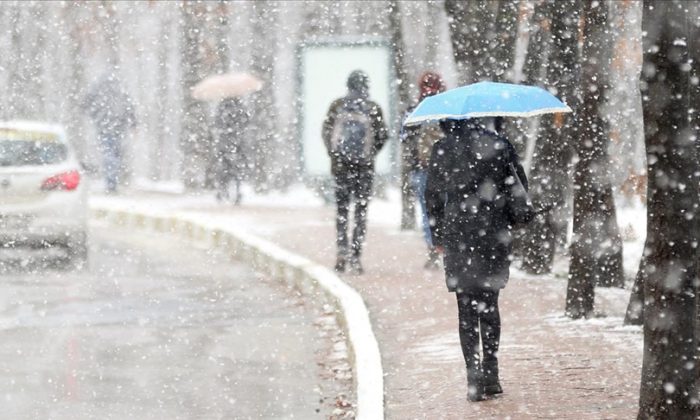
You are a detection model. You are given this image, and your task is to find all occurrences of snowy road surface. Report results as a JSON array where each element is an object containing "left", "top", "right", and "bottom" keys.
[{"left": 0, "top": 223, "right": 325, "bottom": 419}]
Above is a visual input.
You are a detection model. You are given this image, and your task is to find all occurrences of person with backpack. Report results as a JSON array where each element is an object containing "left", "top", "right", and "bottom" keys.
[
  {"left": 322, "top": 70, "right": 388, "bottom": 275},
  {"left": 401, "top": 71, "right": 446, "bottom": 269}
]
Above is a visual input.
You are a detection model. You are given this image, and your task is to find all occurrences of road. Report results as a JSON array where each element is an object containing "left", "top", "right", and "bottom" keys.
[{"left": 0, "top": 223, "right": 327, "bottom": 419}]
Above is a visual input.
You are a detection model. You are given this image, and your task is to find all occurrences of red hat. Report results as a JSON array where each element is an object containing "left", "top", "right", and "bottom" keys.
[{"left": 419, "top": 71, "right": 446, "bottom": 100}]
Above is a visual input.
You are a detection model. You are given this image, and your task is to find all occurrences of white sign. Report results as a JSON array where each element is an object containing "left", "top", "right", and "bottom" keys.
[{"left": 299, "top": 42, "right": 395, "bottom": 177}]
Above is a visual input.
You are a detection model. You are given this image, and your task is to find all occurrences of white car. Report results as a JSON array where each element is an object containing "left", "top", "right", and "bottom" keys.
[{"left": 0, "top": 120, "right": 88, "bottom": 265}]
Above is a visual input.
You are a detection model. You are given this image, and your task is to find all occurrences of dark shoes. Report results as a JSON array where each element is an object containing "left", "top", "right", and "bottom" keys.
[
  {"left": 470, "top": 382, "right": 502, "bottom": 401},
  {"left": 483, "top": 361, "right": 503, "bottom": 396},
  {"left": 335, "top": 254, "right": 364, "bottom": 275},
  {"left": 467, "top": 362, "right": 502, "bottom": 402},
  {"left": 467, "top": 369, "right": 486, "bottom": 402},
  {"left": 348, "top": 255, "right": 364, "bottom": 275},
  {"left": 467, "top": 383, "right": 486, "bottom": 402},
  {"left": 334, "top": 256, "right": 346, "bottom": 273},
  {"left": 484, "top": 382, "right": 503, "bottom": 396}
]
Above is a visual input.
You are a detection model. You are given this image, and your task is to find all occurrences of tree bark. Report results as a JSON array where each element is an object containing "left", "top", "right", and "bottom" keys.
[
  {"left": 249, "top": 0, "right": 278, "bottom": 192},
  {"left": 624, "top": 255, "right": 645, "bottom": 325},
  {"left": 153, "top": 5, "right": 174, "bottom": 182},
  {"left": 444, "top": 0, "right": 518, "bottom": 84},
  {"left": 521, "top": 0, "right": 579, "bottom": 274},
  {"left": 388, "top": 0, "right": 415, "bottom": 230},
  {"left": 62, "top": 3, "right": 88, "bottom": 161},
  {"left": 566, "top": 0, "right": 625, "bottom": 318},
  {"left": 637, "top": 1, "right": 700, "bottom": 417},
  {"left": 180, "top": 1, "right": 211, "bottom": 190},
  {"left": 492, "top": 0, "right": 519, "bottom": 82}
]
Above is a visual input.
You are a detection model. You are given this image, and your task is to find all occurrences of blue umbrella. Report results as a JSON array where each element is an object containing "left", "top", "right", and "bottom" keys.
[{"left": 404, "top": 81, "right": 571, "bottom": 126}]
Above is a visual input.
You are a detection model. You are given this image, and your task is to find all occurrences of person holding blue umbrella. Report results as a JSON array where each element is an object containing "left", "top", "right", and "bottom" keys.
[{"left": 411, "top": 82, "right": 569, "bottom": 401}]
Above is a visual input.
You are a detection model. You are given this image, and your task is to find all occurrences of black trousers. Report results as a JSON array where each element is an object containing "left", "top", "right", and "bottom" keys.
[
  {"left": 456, "top": 290, "right": 501, "bottom": 373},
  {"left": 334, "top": 161, "right": 373, "bottom": 258},
  {"left": 214, "top": 148, "right": 245, "bottom": 199}
]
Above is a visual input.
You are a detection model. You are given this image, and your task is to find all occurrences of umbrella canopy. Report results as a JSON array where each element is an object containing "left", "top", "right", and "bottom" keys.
[
  {"left": 404, "top": 81, "right": 571, "bottom": 126},
  {"left": 191, "top": 72, "right": 263, "bottom": 101}
]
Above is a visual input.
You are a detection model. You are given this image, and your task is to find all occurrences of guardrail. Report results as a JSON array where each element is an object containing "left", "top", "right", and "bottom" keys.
[{"left": 90, "top": 204, "right": 384, "bottom": 420}]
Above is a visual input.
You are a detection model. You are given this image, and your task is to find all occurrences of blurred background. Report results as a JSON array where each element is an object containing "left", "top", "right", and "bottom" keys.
[{"left": 0, "top": 1, "right": 643, "bottom": 194}]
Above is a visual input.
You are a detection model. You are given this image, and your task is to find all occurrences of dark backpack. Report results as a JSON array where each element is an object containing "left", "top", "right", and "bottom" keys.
[{"left": 330, "top": 102, "right": 375, "bottom": 162}]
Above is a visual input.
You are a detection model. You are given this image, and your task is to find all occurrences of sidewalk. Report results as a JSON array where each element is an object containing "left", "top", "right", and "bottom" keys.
[{"left": 99, "top": 188, "right": 643, "bottom": 419}]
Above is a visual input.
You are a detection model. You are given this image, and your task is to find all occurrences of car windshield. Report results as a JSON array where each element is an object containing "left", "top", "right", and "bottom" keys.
[{"left": 0, "top": 139, "right": 67, "bottom": 167}]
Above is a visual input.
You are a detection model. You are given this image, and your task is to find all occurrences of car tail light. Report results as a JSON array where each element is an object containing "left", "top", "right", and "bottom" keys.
[{"left": 41, "top": 170, "right": 80, "bottom": 191}]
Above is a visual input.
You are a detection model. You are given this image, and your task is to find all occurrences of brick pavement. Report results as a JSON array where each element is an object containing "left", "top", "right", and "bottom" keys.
[{"left": 137, "top": 195, "right": 643, "bottom": 419}]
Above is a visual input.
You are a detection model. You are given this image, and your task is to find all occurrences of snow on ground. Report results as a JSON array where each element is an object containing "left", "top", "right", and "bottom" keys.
[
  {"left": 92, "top": 182, "right": 648, "bottom": 417},
  {"left": 93, "top": 183, "right": 648, "bottom": 338},
  {"left": 96, "top": 181, "right": 649, "bottom": 283}
]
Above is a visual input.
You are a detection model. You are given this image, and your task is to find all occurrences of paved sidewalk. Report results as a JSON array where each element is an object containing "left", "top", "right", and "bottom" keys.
[{"left": 109, "top": 192, "right": 643, "bottom": 419}]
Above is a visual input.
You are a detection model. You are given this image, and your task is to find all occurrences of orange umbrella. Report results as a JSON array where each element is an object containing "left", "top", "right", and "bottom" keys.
[{"left": 191, "top": 72, "right": 263, "bottom": 101}]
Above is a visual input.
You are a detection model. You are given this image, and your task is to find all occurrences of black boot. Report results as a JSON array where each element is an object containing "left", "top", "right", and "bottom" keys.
[
  {"left": 483, "top": 361, "right": 503, "bottom": 395},
  {"left": 335, "top": 251, "right": 347, "bottom": 273},
  {"left": 467, "top": 364, "right": 486, "bottom": 402},
  {"left": 348, "top": 254, "right": 364, "bottom": 275},
  {"left": 334, "top": 258, "right": 346, "bottom": 273}
]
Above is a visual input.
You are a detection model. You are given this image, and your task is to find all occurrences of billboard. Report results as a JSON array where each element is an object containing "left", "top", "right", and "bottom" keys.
[{"left": 297, "top": 40, "right": 396, "bottom": 177}]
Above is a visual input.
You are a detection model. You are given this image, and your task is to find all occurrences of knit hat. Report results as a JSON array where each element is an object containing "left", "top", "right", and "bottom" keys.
[
  {"left": 347, "top": 70, "right": 369, "bottom": 97},
  {"left": 419, "top": 71, "right": 446, "bottom": 101}
]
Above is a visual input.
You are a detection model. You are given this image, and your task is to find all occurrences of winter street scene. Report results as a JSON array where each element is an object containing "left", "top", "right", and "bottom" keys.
[{"left": 0, "top": 1, "right": 698, "bottom": 419}]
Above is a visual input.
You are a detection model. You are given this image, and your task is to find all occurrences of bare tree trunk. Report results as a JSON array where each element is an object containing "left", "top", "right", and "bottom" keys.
[
  {"left": 444, "top": 0, "right": 517, "bottom": 84},
  {"left": 179, "top": 1, "right": 210, "bottom": 190},
  {"left": 153, "top": 5, "right": 174, "bottom": 182},
  {"left": 492, "top": 0, "right": 519, "bottom": 82},
  {"left": 6, "top": 6, "right": 28, "bottom": 118},
  {"left": 637, "top": 1, "right": 700, "bottom": 417},
  {"left": 423, "top": 0, "right": 441, "bottom": 70},
  {"left": 214, "top": 1, "right": 230, "bottom": 74},
  {"left": 66, "top": 5, "right": 89, "bottom": 161},
  {"left": 566, "top": 0, "right": 624, "bottom": 318},
  {"left": 522, "top": 0, "right": 579, "bottom": 274},
  {"left": 624, "top": 256, "right": 645, "bottom": 325},
  {"left": 249, "top": 0, "right": 278, "bottom": 192},
  {"left": 522, "top": 2, "right": 551, "bottom": 88},
  {"left": 388, "top": 0, "right": 415, "bottom": 230},
  {"left": 5, "top": 3, "right": 48, "bottom": 119},
  {"left": 100, "top": 0, "right": 120, "bottom": 69},
  {"left": 27, "top": 4, "right": 47, "bottom": 119}
]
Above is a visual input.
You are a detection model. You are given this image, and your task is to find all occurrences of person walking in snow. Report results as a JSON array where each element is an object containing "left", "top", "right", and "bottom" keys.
[
  {"left": 425, "top": 118, "right": 528, "bottom": 401},
  {"left": 213, "top": 97, "right": 249, "bottom": 204},
  {"left": 82, "top": 73, "right": 136, "bottom": 194},
  {"left": 400, "top": 71, "right": 446, "bottom": 269},
  {"left": 322, "top": 70, "right": 388, "bottom": 275}
]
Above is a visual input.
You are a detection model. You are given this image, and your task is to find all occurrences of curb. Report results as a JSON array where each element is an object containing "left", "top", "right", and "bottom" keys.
[{"left": 90, "top": 203, "right": 385, "bottom": 420}]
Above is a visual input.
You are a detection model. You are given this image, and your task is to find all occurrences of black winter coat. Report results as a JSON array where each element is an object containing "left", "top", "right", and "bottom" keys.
[
  {"left": 214, "top": 98, "right": 249, "bottom": 171},
  {"left": 425, "top": 122, "right": 527, "bottom": 293}
]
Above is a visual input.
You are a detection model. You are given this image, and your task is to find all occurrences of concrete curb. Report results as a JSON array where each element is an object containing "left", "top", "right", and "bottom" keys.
[{"left": 90, "top": 204, "right": 384, "bottom": 420}]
